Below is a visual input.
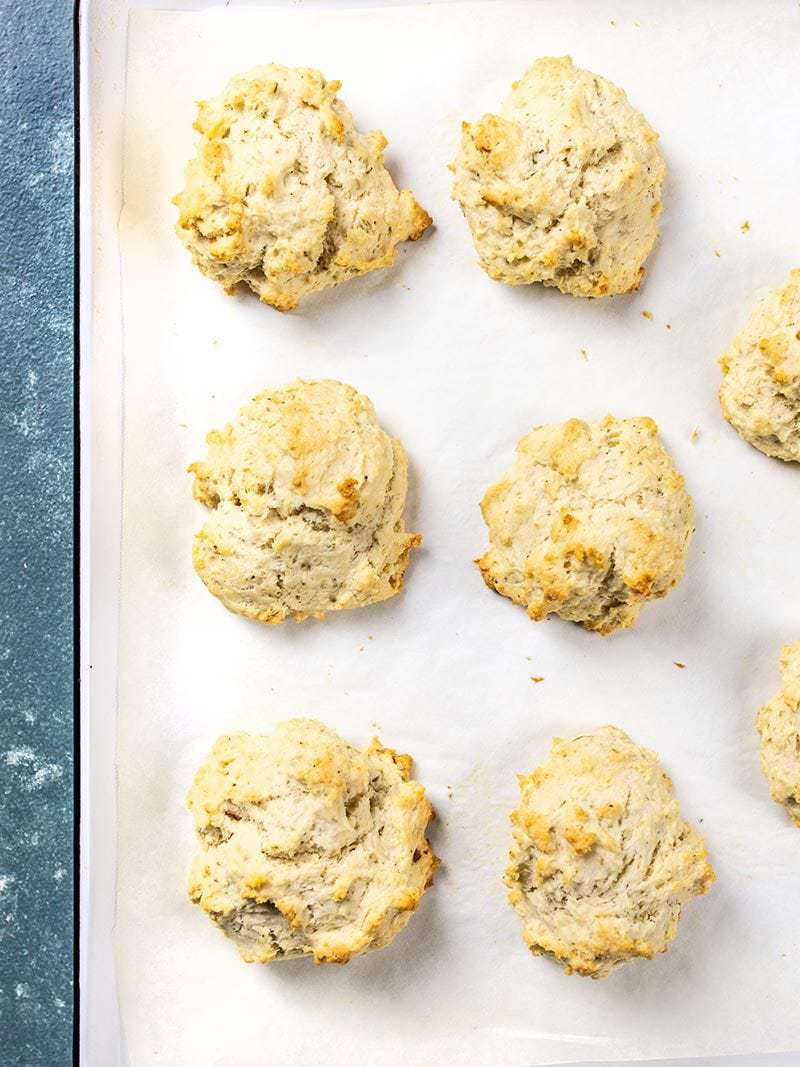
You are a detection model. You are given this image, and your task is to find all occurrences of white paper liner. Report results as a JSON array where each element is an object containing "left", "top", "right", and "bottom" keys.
[{"left": 116, "top": 4, "right": 800, "bottom": 1063}]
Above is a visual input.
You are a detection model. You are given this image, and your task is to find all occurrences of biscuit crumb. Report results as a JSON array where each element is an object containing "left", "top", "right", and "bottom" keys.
[
  {"left": 714, "top": 249, "right": 721, "bottom": 257},
  {"left": 691, "top": 428, "right": 701, "bottom": 444},
  {"left": 674, "top": 662, "right": 686, "bottom": 669},
  {"left": 580, "top": 348, "right": 589, "bottom": 361},
  {"left": 531, "top": 676, "right": 544, "bottom": 684},
  {"left": 641, "top": 310, "right": 653, "bottom": 320},
  {"left": 740, "top": 221, "right": 750, "bottom": 233},
  {"left": 665, "top": 323, "right": 672, "bottom": 331}
]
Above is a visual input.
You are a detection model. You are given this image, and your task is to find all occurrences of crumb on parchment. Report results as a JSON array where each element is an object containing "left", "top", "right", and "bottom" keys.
[
  {"left": 674, "top": 662, "right": 686, "bottom": 669},
  {"left": 641, "top": 310, "right": 653, "bottom": 320},
  {"left": 740, "top": 221, "right": 750, "bottom": 233}
]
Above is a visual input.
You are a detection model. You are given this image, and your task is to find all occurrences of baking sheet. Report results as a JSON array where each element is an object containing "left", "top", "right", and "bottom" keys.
[{"left": 115, "top": 3, "right": 800, "bottom": 1064}]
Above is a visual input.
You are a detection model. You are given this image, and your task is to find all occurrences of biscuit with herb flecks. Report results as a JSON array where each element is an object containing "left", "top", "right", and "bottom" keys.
[
  {"left": 188, "top": 720, "right": 438, "bottom": 964},
  {"left": 452, "top": 56, "right": 665, "bottom": 296},
  {"left": 719, "top": 270, "right": 800, "bottom": 462},
  {"left": 477, "top": 415, "right": 693, "bottom": 634},
  {"left": 505, "top": 726, "right": 714, "bottom": 977},
  {"left": 174, "top": 64, "right": 430, "bottom": 310},
  {"left": 190, "top": 379, "right": 419, "bottom": 624},
  {"left": 756, "top": 641, "right": 800, "bottom": 825}
]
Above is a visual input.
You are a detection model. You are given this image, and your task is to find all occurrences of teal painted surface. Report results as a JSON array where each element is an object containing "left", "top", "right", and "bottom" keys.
[{"left": 0, "top": 1, "right": 74, "bottom": 1064}]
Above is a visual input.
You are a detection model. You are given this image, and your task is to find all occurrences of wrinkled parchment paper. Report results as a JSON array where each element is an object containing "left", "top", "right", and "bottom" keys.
[{"left": 115, "top": 3, "right": 800, "bottom": 1064}]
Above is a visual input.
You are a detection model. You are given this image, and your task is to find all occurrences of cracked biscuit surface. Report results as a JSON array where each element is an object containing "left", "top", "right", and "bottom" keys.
[
  {"left": 451, "top": 56, "right": 665, "bottom": 297},
  {"left": 756, "top": 641, "right": 800, "bottom": 825},
  {"left": 174, "top": 64, "right": 431, "bottom": 310},
  {"left": 190, "top": 379, "right": 420, "bottom": 624},
  {"left": 505, "top": 726, "right": 714, "bottom": 978},
  {"left": 187, "top": 719, "right": 438, "bottom": 964},
  {"left": 477, "top": 416, "right": 694, "bottom": 634},
  {"left": 719, "top": 269, "right": 800, "bottom": 462}
]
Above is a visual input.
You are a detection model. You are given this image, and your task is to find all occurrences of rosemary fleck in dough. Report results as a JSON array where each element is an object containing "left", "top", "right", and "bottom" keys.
[
  {"left": 187, "top": 720, "right": 438, "bottom": 964},
  {"left": 190, "top": 379, "right": 420, "bottom": 624},
  {"left": 174, "top": 64, "right": 431, "bottom": 310},
  {"left": 477, "top": 416, "right": 694, "bottom": 634},
  {"left": 451, "top": 56, "right": 665, "bottom": 296},
  {"left": 756, "top": 641, "right": 800, "bottom": 825},
  {"left": 719, "top": 269, "right": 800, "bottom": 462},
  {"left": 505, "top": 726, "right": 714, "bottom": 978}
]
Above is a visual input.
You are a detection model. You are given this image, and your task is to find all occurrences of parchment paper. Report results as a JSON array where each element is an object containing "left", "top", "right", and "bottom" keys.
[{"left": 115, "top": 3, "right": 800, "bottom": 1064}]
